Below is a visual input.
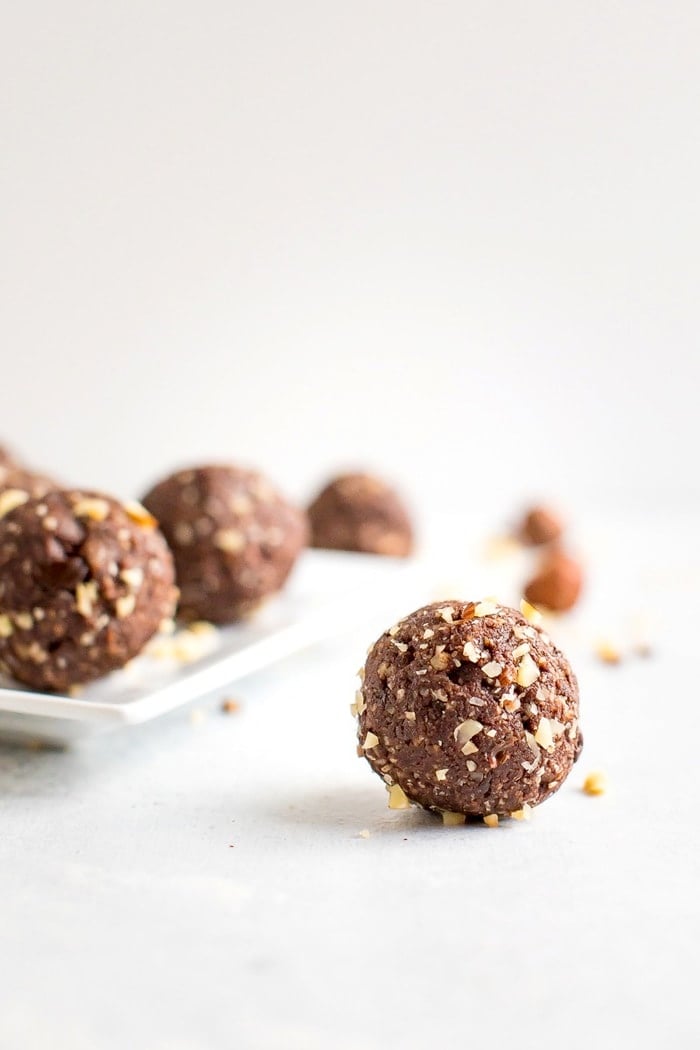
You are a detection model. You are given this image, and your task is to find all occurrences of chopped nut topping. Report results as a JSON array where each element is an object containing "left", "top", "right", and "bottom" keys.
[
  {"left": 437, "top": 605, "right": 455, "bottom": 623},
  {"left": 75, "top": 581, "right": 99, "bottom": 618},
  {"left": 435, "top": 768, "right": 448, "bottom": 781},
  {"left": 120, "top": 567, "right": 144, "bottom": 590},
  {"left": 115, "top": 594, "right": 136, "bottom": 619},
  {"left": 582, "top": 771, "right": 608, "bottom": 796},
  {"left": 405, "top": 710, "right": 416, "bottom": 722},
  {"left": 483, "top": 814, "right": 499, "bottom": 828},
  {"left": 512, "top": 642, "right": 530, "bottom": 660},
  {"left": 460, "top": 741, "right": 478, "bottom": 756},
  {"left": 462, "top": 641, "right": 480, "bottom": 662},
  {"left": 422, "top": 628, "right": 435, "bottom": 639},
  {"left": 441, "top": 811, "right": 466, "bottom": 826},
  {"left": 516, "top": 652, "right": 540, "bottom": 687},
  {"left": 362, "top": 731, "right": 379, "bottom": 750},
  {"left": 73, "top": 497, "right": 110, "bottom": 521},
  {"left": 523, "top": 731, "right": 540, "bottom": 769},
  {"left": 14, "top": 612, "right": 33, "bottom": 630},
  {"left": 466, "top": 760, "right": 477, "bottom": 772},
  {"left": 430, "top": 645, "right": 451, "bottom": 670},
  {"left": 391, "top": 639, "right": 409, "bottom": 653},
  {"left": 387, "top": 784, "right": 411, "bottom": 810},
  {"left": 353, "top": 689, "right": 366, "bottom": 716},
  {"left": 473, "top": 600, "right": 499, "bottom": 618},
  {"left": 173, "top": 521, "right": 195, "bottom": 546},
  {"left": 534, "top": 718, "right": 554, "bottom": 750},
  {"left": 485, "top": 728, "right": 497, "bottom": 737},
  {"left": 520, "top": 598, "right": 543, "bottom": 625},
  {"left": 123, "top": 501, "right": 157, "bottom": 528},
  {"left": 0, "top": 614, "right": 13, "bottom": 638},
  {"left": 214, "top": 528, "right": 246, "bottom": 553},
  {"left": 481, "top": 660, "right": 503, "bottom": 678},
  {"left": 454, "top": 719, "right": 483, "bottom": 745},
  {"left": 388, "top": 624, "right": 401, "bottom": 636},
  {"left": 511, "top": 803, "right": 531, "bottom": 821},
  {"left": 0, "top": 489, "right": 29, "bottom": 519}
]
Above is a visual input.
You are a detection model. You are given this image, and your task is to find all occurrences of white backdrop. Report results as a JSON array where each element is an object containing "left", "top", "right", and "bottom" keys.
[{"left": 2, "top": 1, "right": 698, "bottom": 517}]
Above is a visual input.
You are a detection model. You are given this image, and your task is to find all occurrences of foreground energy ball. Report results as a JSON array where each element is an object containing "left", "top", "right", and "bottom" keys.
[
  {"left": 356, "top": 600, "right": 581, "bottom": 819},
  {"left": 142, "top": 465, "right": 307, "bottom": 623},
  {"left": 308, "top": 473, "right": 413, "bottom": 557},
  {"left": 0, "top": 490, "right": 177, "bottom": 691}
]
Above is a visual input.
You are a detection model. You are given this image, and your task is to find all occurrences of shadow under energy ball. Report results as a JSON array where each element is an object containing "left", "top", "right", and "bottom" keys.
[
  {"left": 355, "top": 600, "right": 581, "bottom": 820},
  {"left": 143, "top": 465, "right": 308, "bottom": 624}
]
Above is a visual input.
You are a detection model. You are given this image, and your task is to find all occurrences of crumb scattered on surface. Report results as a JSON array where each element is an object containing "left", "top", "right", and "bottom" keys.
[
  {"left": 189, "top": 708, "right": 206, "bottom": 726},
  {"left": 221, "top": 697, "right": 242, "bottom": 714},
  {"left": 358, "top": 829, "right": 371, "bottom": 839},
  {"left": 441, "top": 811, "right": 466, "bottom": 826},
  {"left": 582, "top": 771, "right": 608, "bottom": 796},
  {"left": 483, "top": 814, "right": 499, "bottom": 828},
  {"left": 595, "top": 641, "right": 622, "bottom": 665}
]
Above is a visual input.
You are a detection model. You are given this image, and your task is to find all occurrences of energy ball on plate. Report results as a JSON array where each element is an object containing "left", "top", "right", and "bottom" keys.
[
  {"left": 0, "top": 490, "right": 177, "bottom": 691},
  {"left": 355, "top": 600, "right": 581, "bottom": 820},
  {"left": 307, "top": 473, "right": 413, "bottom": 557},
  {"left": 142, "top": 465, "right": 307, "bottom": 624}
]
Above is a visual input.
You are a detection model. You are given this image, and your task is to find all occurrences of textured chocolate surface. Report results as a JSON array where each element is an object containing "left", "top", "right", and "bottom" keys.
[
  {"left": 308, "top": 473, "right": 413, "bottom": 557},
  {"left": 356, "top": 600, "right": 581, "bottom": 818},
  {"left": 143, "top": 465, "right": 307, "bottom": 624},
  {"left": 0, "top": 490, "right": 177, "bottom": 691}
]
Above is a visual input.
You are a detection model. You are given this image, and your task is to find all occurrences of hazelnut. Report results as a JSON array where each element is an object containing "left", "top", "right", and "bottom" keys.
[
  {"left": 524, "top": 550, "right": 583, "bottom": 612},
  {"left": 518, "top": 505, "right": 564, "bottom": 546}
]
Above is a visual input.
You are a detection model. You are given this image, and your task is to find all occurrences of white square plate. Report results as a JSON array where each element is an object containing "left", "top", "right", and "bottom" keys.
[{"left": 0, "top": 550, "right": 423, "bottom": 745}]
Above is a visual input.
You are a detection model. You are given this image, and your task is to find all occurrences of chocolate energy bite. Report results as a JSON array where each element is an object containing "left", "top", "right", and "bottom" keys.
[
  {"left": 142, "top": 465, "right": 307, "bottom": 624},
  {"left": 518, "top": 505, "right": 564, "bottom": 546},
  {"left": 308, "top": 473, "right": 413, "bottom": 557},
  {"left": 355, "top": 600, "right": 581, "bottom": 819},
  {"left": 0, "top": 490, "right": 177, "bottom": 691},
  {"left": 524, "top": 550, "right": 583, "bottom": 613}
]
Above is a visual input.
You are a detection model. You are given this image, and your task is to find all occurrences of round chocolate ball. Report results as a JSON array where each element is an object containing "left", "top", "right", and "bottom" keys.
[
  {"left": 142, "top": 465, "right": 307, "bottom": 624},
  {"left": 356, "top": 600, "right": 581, "bottom": 819},
  {"left": 518, "top": 505, "right": 564, "bottom": 546},
  {"left": 524, "top": 550, "right": 583, "bottom": 612},
  {"left": 0, "top": 490, "right": 177, "bottom": 691},
  {"left": 308, "top": 473, "right": 413, "bottom": 557}
]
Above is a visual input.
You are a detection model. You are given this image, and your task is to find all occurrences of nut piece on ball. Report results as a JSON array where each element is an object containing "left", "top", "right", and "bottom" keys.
[
  {"left": 355, "top": 600, "right": 581, "bottom": 819},
  {"left": 518, "top": 505, "right": 564, "bottom": 546},
  {"left": 0, "top": 490, "right": 177, "bottom": 691},
  {"left": 524, "top": 550, "right": 583, "bottom": 612},
  {"left": 308, "top": 473, "right": 413, "bottom": 557},
  {"left": 142, "top": 465, "right": 307, "bottom": 624}
]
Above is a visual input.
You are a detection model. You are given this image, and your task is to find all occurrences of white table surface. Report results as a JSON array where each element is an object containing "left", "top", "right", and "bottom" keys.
[{"left": 1, "top": 513, "right": 698, "bottom": 1050}]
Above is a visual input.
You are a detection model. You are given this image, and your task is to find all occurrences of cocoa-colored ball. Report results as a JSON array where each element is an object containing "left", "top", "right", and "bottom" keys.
[
  {"left": 524, "top": 550, "right": 583, "bottom": 612},
  {"left": 308, "top": 473, "right": 413, "bottom": 557},
  {"left": 142, "top": 465, "right": 307, "bottom": 624},
  {"left": 356, "top": 600, "right": 581, "bottom": 818},
  {"left": 0, "top": 490, "right": 177, "bottom": 691},
  {"left": 518, "top": 505, "right": 564, "bottom": 546},
  {"left": 0, "top": 465, "right": 56, "bottom": 500}
]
